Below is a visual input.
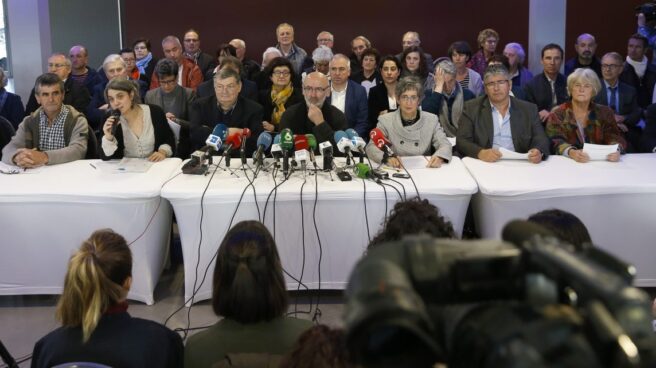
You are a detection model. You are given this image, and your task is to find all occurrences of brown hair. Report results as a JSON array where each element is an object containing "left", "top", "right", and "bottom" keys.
[
  {"left": 280, "top": 325, "right": 355, "bottom": 368},
  {"left": 212, "top": 221, "right": 288, "bottom": 323},
  {"left": 56, "top": 229, "right": 132, "bottom": 342}
]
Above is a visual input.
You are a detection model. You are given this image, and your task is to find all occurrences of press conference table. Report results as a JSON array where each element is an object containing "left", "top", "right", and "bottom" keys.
[
  {"left": 160, "top": 157, "right": 478, "bottom": 304},
  {"left": 0, "top": 158, "right": 181, "bottom": 305},
  {"left": 462, "top": 154, "right": 656, "bottom": 286}
]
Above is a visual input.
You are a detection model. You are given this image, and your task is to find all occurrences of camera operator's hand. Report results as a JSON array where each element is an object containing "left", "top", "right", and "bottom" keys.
[{"left": 639, "top": 13, "right": 646, "bottom": 27}]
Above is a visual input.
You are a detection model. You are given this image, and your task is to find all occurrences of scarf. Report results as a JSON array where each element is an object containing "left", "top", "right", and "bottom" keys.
[
  {"left": 626, "top": 55, "right": 647, "bottom": 79},
  {"left": 270, "top": 84, "right": 294, "bottom": 125},
  {"left": 439, "top": 83, "right": 464, "bottom": 137},
  {"left": 136, "top": 52, "right": 153, "bottom": 75}
]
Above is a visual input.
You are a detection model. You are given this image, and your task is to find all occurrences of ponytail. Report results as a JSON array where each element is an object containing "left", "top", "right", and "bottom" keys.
[{"left": 55, "top": 229, "right": 132, "bottom": 342}]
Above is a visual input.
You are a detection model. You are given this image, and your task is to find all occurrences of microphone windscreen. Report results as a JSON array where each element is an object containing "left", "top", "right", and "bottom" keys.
[
  {"left": 501, "top": 220, "right": 555, "bottom": 249},
  {"left": 294, "top": 135, "right": 309, "bottom": 151},
  {"left": 334, "top": 130, "right": 348, "bottom": 143},
  {"left": 280, "top": 128, "right": 294, "bottom": 150},
  {"left": 370, "top": 128, "right": 390, "bottom": 149},
  {"left": 273, "top": 134, "right": 281, "bottom": 145},
  {"left": 305, "top": 134, "right": 317, "bottom": 149},
  {"left": 213, "top": 124, "right": 228, "bottom": 140},
  {"left": 110, "top": 109, "right": 121, "bottom": 119},
  {"left": 225, "top": 133, "right": 242, "bottom": 149},
  {"left": 256, "top": 132, "right": 273, "bottom": 150},
  {"left": 242, "top": 128, "right": 252, "bottom": 138},
  {"left": 345, "top": 128, "right": 359, "bottom": 139}
]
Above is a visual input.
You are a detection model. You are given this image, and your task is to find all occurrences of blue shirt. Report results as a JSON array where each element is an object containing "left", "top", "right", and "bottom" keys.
[
  {"left": 604, "top": 81, "right": 620, "bottom": 112},
  {"left": 491, "top": 101, "right": 515, "bottom": 151}
]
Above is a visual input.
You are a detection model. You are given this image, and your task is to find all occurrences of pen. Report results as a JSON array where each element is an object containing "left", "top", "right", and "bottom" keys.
[{"left": 89, "top": 163, "right": 97, "bottom": 170}]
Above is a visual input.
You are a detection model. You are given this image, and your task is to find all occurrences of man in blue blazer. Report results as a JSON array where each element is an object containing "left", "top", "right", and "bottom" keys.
[
  {"left": 595, "top": 52, "right": 643, "bottom": 152},
  {"left": 327, "top": 54, "right": 369, "bottom": 137}
]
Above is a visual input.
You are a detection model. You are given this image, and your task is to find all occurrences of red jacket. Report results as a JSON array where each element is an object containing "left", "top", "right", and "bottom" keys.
[{"left": 149, "top": 58, "right": 202, "bottom": 91}]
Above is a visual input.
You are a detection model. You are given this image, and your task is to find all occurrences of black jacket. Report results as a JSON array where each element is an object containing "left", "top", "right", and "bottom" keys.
[{"left": 279, "top": 101, "right": 348, "bottom": 148}]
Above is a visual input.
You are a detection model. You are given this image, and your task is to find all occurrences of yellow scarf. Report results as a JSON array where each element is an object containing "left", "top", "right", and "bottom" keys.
[{"left": 271, "top": 84, "right": 294, "bottom": 125}]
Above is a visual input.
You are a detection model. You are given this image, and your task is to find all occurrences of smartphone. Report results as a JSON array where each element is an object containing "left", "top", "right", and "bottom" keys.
[
  {"left": 337, "top": 171, "right": 352, "bottom": 181},
  {"left": 392, "top": 173, "right": 410, "bottom": 179}
]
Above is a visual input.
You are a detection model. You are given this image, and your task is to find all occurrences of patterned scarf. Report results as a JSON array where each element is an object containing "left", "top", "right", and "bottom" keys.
[
  {"left": 270, "top": 84, "right": 294, "bottom": 125},
  {"left": 136, "top": 52, "right": 153, "bottom": 75}
]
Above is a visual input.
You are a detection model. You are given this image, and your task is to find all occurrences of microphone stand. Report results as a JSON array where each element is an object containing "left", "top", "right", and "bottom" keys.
[{"left": 0, "top": 339, "right": 18, "bottom": 368}]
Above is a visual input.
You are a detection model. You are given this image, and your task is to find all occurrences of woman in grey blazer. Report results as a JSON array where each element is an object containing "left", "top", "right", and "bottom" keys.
[{"left": 365, "top": 76, "right": 452, "bottom": 168}]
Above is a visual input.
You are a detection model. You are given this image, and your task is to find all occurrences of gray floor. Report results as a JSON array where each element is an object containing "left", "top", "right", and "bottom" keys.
[{"left": 0, "top": 264, "right": 345, "bottom": 367}]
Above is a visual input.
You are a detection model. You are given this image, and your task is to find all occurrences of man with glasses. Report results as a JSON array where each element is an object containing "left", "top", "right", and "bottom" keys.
[
  {"left": 183, "top": 29, "right": 217, "bottom": 80},
  {"left": 327, "top": 54, "right": 368, "bottom": 137},
  {"left": 25, "top": 54, "right": 90, "bottom": 116},
  {"left": 3, "top": 73, "right": 89, "bottom": 167},
  {"left": 524, "top": 44, "right": 569, "bottom": 123},
  {"left": 279, "top": 72, "right": 347, "bottom": 147},
  {"left": 189, "top": 68, "right": 263, "bottom": 155},
  {"left": 150, "top": 36, "right": 203, "bottom": 91},
  {"left": 594, "top": 52, "right": 642, "bottom": 152},
  {"left": 457, "top": 65, "right": 549, "bottom": 163},
  {"left": 564, "top": 33, "right": 602, "bottom": 78},
  {"left": 349, "top": 36, "right": 371, "bottom": 76}
]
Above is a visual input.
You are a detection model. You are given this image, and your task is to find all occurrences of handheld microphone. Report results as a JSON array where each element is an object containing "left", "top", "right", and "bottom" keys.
[
  {"left": 305, "top": 134, "right": 318, "bottom": 167},
  {"left": 280, "top": 128, "right": 294, "bottom": 176},
  {"left": 346, "top": 128, "right": 367, "bottom": 163},
  {"left": 319, "top": 141, "right": 333, "bottom": 171},
  {"left": 254, "top": 132, "right": 273, "bottom": 168},
  {"left": 334, "top": 130, "right": 355, "bottom": 166},
  {"left": 202, "top": 124, "right": 226, "bottom": 154},
  {"left": 223, "top": 133, "right": 242, "bottom": 167},
  {"left": 369, "top": 128, "right": 396, "bottom": 161},
  {"left": 240, "top": 128, "right": 252, "bottom": 165},
  {"left": 109, "top": 109, "right": 121, "bottom": 136},
  {"left": 294, "top": 135, "right": 310, "bottom": 169}
]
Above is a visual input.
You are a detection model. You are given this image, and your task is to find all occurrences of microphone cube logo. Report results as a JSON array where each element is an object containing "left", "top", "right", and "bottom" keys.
[{"left": 209, "top": 136, "right": 220, "bottom": 145}]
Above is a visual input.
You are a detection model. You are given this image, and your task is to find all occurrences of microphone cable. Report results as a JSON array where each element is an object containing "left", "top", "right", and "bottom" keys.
[
  {"left": 291, "top": 169, "right": 313, "bottom": 317},
  {"left": 386, "top": 177, "right": 407, "bottom": 201},
  {"left": 311, "top": 165, "right": 323, "bottom": 322},
  {"left": 399, "top": 161, "right": 420, "bottom": 199},
  {"left": 379, "top": 181, "right": 403, "bottom": 202},
  {"left": 362, "top": 178, "right": 371, "bottom": 243}
]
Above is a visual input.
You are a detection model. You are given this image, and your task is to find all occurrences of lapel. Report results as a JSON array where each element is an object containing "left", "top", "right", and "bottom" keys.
[
  {"left": 508, "top": 98, "right": 524, "bottom": 150},
  {"left": 344, "top": 80, "right": 353, "bottom": 117},
  {"left": 479, "top": 97, "right": 494, "bottom": 148}
]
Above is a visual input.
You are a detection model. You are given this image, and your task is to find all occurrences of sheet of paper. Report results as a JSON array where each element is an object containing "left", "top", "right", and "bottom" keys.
[
  {"left": 447, "top": 137, "right": 456, "bottom": 147},
  {"left": 498, "top": 147, "right": 528, "bottom": 160},
  {"left": 0, "top": 161, "right": 43, "bottom": 174},
  {"left": 396, "top": 156, "right": 430, "bottom": 170},
  {"left": 167, "top": 119, "right": 181, "bottom": 142},
  {"left": 583, "top": 143, "right": 619, "bottom": 161},
  {"left": 95, "top": 158, "right": 154, "bottom": 173}
]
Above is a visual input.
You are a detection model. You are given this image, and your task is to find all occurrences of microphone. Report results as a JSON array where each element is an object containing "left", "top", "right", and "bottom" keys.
[
  {"left": 369, "top": 128, "right": 396, "bottom": 162},
  {"left": 271, "top": 134, "right": 283, "bottom": 166},
  {"left": 294, "top": 135, "right": 310, "bottom": 169},
  {"left": 280, "top": 128, "right": 294, "bottom": 176},
  {"left": 354, "top": 162, "right": 372, "bottom": 179},
  {"left": 223, "top": 133, "right": 242, "bottom": 167},
  {"left": 501, "top": 220, "right": 556, "bottom": 250},
  {"left": 109, "top": 109, "right": 121, "bottom": 136},
  {"left": 305, "top": 134, "right": 318, "bottom": 168},
  {"left": 319, "top": 141, "right": 333, "bottom": 171},
  {"left": 334, "top": 130, "right": 355, "bottom": 166},
  {"left": 346, "top": 128, "right": 367, "bottom": 163},
  {"left": 240, "top": 128, "right": 252, "bottom": 165},
  {"left": 254, "top": 132, "right": 273, "bottom": 168},
  {"left": 202, "top": 124, "right": 226, "bottom": 154}
]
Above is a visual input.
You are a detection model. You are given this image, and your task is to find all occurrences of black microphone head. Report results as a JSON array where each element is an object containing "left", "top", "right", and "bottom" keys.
[
  {"left": 501, "top": 220, "right": 556, "bottom": 250},
  {"left": 110, "top": 109, "right": 121, "bottom": 119}
]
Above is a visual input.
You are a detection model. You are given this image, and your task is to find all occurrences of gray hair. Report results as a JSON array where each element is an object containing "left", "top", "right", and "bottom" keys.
[
  {"left": 312, "top": 45, "right": 333, "bottom": 62},
  {"left": 102, "top": 54, "right": 126, "bottom": 72},
  {"left": 105, "top": 78, "right": 141, "bottom": 105},
  {"left": 161, "top": 35, "right": 181, "bottom": 48},
  {"left": 504, "top": 42, "right": 526, "bottom": 64},
  {"left": 50, "top": 53, "right": 72, "bottom": 68},
  {"left": 602, "top": 51, "right": 624, "bottom": 65},
  {"left": 262, "top": 47, "right": 283, "bottom": 64},
  {"left": 403, "top": 31, "right": 420, "bottom": 43},
  {"left": 229, "top": 38, "right": 246, "bottom": 48},
  {"left": 435, "top": 59, "right": 456, "bottom": 76},
  {"left": 34, "top": 73, "right": 65, "bottom": 95},
  {"left": 0, "top": 67, "right": 6, "bottom": 88},
  {"left": 395, "top": 76, "right": 424, "bottom": 100},
  {"left": 330, "top": 54, "right": 351, "bottom": 70},
  {"left": 155, "top": 58, "right": 179, "bottom": 79},
  {"left": 483, "top": 64, "right": 510, "bottom": 82},
  {"left": 317, "top": 31, "right": 334, "bottom": 41},
  {"left": 567, "top": 68, "right": 602, "bottom": 96},
  {"left": 214, "top": 67, "right": 242, "bottom": 84}
]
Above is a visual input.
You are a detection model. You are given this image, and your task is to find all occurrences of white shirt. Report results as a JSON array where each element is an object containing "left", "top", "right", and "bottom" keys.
[
  {"left": 102, "top": 105, "right": 173, "bottom": 158},
  {"left": 331, "top": 83, "right": 348, "bottom": 113}
]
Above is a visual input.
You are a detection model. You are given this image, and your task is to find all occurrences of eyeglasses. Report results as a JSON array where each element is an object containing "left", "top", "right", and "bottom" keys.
[
  {"left": 317, "top": 38, "right": 333, "bottom": 43},
  {"left": 303, "top": 86, "right": 329, "bottom": 93},
  {"left": 215, "top": 84, "right": 239, "bottom": 92},
  {"left": 272, "top": 70, "right": 290, "bottom": 77},
  {"left": 159, "top": 79, "right": 177, "bottom": 86},
  {"left": 48, "top": 63, "right": 66, "bottom": 69},
  {"left": 484, "top": 80, "right": 509, "bottom": 88},
  {"left": 399, "top": 95, "right": 419, "bottom": 102},
  {"left": 601, "top": 64, "right": 622, "bottom": 70}
]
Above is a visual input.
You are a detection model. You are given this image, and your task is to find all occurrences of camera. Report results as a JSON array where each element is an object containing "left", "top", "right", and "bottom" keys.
[{"left": 637, "top": 2, "right": 656, "bottom": 24}]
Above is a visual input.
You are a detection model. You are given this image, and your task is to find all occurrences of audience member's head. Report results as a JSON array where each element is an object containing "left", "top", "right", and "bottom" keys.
[
  {"left": 527, "top": 209, "right": 592, "bottom": 251},
  {"left": 303, "top": 72, "right": 330, "bottom": 107},
  {"left": 402, "top": 31, "right": 421, "bottom": 50},
  {"left": 627, "top": 33, "right": 649, "bottom": 62},
  {"left": 312, "top": 45, "right": 334, "bottom": 75},
  {"left": 401, "top": 46, "right": 428, "bottom": 77},
  {"left": 161, "top": 36, "right": 184, "bottom": 64},
  {"left": 280, "top": 325, "right": 355, "bottom": 368},
  {"left": 276, "top": 22, "right": 295, "bottom": 48},
  {"left": 34, "top": 73, "right": 65, "bottom": 115},
  {"left": 316, "top": 31, "right": 334, "bottom": 49},
  {"left": 266, "top": 56, "right": 296, "bottom": 88},
  {"left": 183, "top": 29, "right": 202, "bottom": 54},
  {"left": 229, "top": 38, "right": 247, "bottom": 61},
  {"left": 102, "top": 54, "right": 128, "bottom": 80},
  {"left": 56, "top": 229, "right": 132, "bottom": 342},
  {"left": 262, "top": 47, "right": 284, "bottom": 69},
  {"left": 566, "top": 67, "right": 601, "bottom": 97},
  {"left": 47, "top": 53, "right": 72, "bottom": 81},
  {"left": 379, "top": 55, "right": 402, "bottom": 85},
  {"left": 487, "top": 54, "right": 510, "bottom": 70},
  {"left": 215, "top": 43, "right": 237, "bottom": 65},
  {"left": 154, "top": 59, "right": 180, "bottom": 93},
  {"left": 361, "top": 48, "right": 381, "bottom": 74},
  {"left": 477, "top": 28, "right": 499, "bottom": 54},
  {"left": 541, "top": 43, "right": 564, "bottom": 77},
  {"left": 503, "top": 42, "right": 527, "bottom": 69},
  {"left": 600, "top": 52, "right": 624, "bottom": 83},
  {"left": 330, "top": 54, "right": 351, "bottom": 88},
  {"left": 132, "top": 38, "right": 152, "bottom": 60},
  {"left": 369, "top": 198, "right": 456, "bottom": 248},
  {"left": 351, "top": 36, "right": 371, "bottom": 60},
  {"left": 119, "top": 48, "right": 137, "bottom": 74},
  {"left": 212, "top": 220, "right": 288, "bottom": 323},
  {"left": 574, "top": 33, "right": 597, "bottom": 62},
  {"left": 69, "top": 45, "right": 89, "bottom": 72}
]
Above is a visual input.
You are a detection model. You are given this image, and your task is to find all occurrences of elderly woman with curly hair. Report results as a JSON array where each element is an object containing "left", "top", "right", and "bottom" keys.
[
  {"left": 468, "top": 28, "right": 500, "bottom": 75},
  {"left": 546, "top": 68, "right": 627, "bottom": 162}
]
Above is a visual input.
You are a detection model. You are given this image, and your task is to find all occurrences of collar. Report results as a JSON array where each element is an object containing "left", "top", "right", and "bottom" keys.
[
  {"left": 105, "top": 301, "right": 129, "bottom": 315},
  {"left": 184, "top": 50, "right": 201, "bottom": 59},
  {"left": 604, "top": 80, "right": 619, "bottom": 89},
  {"left": 489, "top": 98, "right": 512, "bottom": 113},
  {"left": 217, "top": 98, "right": 238, "bottom": 113},
  {"left": 331, "top": 82, "right": 348, "bottom": 94}
]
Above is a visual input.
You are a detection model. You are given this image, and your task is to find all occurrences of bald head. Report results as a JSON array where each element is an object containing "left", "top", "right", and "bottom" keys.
[
  {"left": 69, "top": 45, "right": 89, "bottom": 73},
  {"left": 303, "top": 72, "right": 330, "bottom": 107},
  {"left": 575, "top": 33, "right": 597, "bottom": 63},
  {"left": 229, "top": 39, "right": 246, "bottom": 60}
]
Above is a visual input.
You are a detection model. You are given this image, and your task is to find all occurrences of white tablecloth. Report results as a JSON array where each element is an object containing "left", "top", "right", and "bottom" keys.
[
  {"left": 161, "top": 157, "right": 477, "bottom": 304},
  {"left": 0, "top": 159, "right": 181, "bottom": 304},
  {"left": 462, "top": 154, "right": 656, "bottom": 286}
]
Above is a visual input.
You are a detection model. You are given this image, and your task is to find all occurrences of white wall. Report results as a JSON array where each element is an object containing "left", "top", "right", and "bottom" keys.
[{"left": 528, "top": 0, "right": 567, "bottom": 75}]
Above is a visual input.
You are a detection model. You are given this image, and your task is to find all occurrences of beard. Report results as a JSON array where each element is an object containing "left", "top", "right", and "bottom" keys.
[{"left": 305, "top": 96, "right": 325, "bottom": 108}]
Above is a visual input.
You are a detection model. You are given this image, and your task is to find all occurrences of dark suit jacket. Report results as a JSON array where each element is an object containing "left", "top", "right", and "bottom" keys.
[
  {"left": 196, "top": 77, "right": 258, "bottom": 102},
  {"left": 368, "top": 83, "right": 396, "bottom": 129},
  {"left": 523, "top": 73, "right": 568, "bottom": 112},
  {"left": 594, "top": 81, "right": 642, "bottom": 128},
  {"left": 456, "top": 96, "right": 550, "bottom": 158},
  {"left": 564, "top": 57, "right": 602, "bottom": 79},
  {"left": 620, "top": 63, "right": 656, "bottom": 109},
  {"left": 327, "top": 80, "right": 369, "bottom": 137},
  {"left": 279, "top": 101, "right": 347, "bottom": 148},
  {"left": 0, "top": 90, "right": 25, "bottom": 129},
  {"left": 191, "top": 52, "right": 217, "bottom": 81},
  {"left": 189, "top": 95, "right": 263, "bottom": 156},
  {"left": 25, "top": 78, "right": 91, "bottom": 117},
  {"left": 258, "top": 86, "right": 304, "bottom": 131}
]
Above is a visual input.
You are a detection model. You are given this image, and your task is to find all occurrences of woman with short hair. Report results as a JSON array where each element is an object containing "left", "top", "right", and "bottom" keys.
[
  {"left": 31, "top": 229, "right": 183, "bottom": 368},
  {"left": 259, "top": 57, "right": 304, "bottom": 133},
  {"left": 468, "top": 28, "right": 500, "bottom": 75},
  {"left": 546, "top": 68, "right": 626, "bottom": 162},
  {"left": 448, "top": 41, "right": 484, "bottom": 96},
  {"left": 132, "top": 38, "right": 158, "bottom": 85},
  {"left": 184, "top": 221, "right": 312, "bottom": 367},
  {"left": 400, "top": 46, "right": 429, "bottom": 86},
  {"left": 368, "top": 55, "right": 402, "bottom": 129},
  {"left": 503, "top": 42, "right": 533, "bottom": 87}
]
